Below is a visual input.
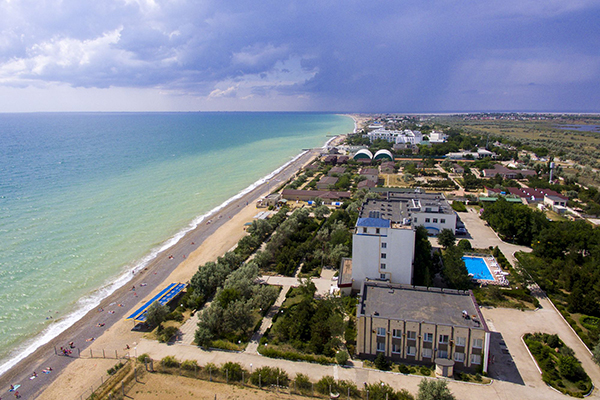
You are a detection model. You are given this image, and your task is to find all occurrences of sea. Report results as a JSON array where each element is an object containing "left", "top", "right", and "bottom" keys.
[{"left": 0, "top": 112, "right": 354, "bottom": 376}]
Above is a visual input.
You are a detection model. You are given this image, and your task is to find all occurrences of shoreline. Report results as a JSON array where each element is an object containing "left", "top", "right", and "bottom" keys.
[{"left": 0, "top": 134, "right": 346, "bottom": 400}]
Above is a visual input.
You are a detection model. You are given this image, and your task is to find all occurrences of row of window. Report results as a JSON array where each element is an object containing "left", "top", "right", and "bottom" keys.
[
  {"left": 415, "top": 217, "right": 446, "bottom": 224},
  {"left": 375, "top": 342, "right": 481, "bottom": 364},
  {"left": 375, "top": 328, "right": 482, "bottom": 348}
]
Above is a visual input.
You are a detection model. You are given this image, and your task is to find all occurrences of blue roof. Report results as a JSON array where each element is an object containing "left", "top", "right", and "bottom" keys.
[
  {"left": 356, "top": 217, "right": 390, "bottom": 228},
  {"left": 126, "top": 282, "right": 186, "bottom": 323}
]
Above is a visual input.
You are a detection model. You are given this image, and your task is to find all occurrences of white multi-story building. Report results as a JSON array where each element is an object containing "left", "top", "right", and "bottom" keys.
[
  {"left": 428, "top": 131, "right": 448, "bottom": 143},
  {"left": 367, "top": 128, "right": 423, "bottom": 145},
  {"left": 351, "top": 213, "right": 415, "bottom": 291},
  {"left": 345, "top": 192, "right": 457, "bottom": 291}
]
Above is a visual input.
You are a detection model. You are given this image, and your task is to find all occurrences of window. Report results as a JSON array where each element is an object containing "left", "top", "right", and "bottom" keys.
[
  {"left": 377, "top": 342, "right": 385, "bottom": 352},
  {"left": 422, "top": 348, "right": 432, "bottom": 358},
  {"left": 381, "top": 253, "right": 386, "bottom": 259},
  {"left": 425, "top": 207, "right": 432, "bottom": 212},
  {"left": 380, "top": 263, "right": 386, "bottom": 270},
  {"left": 407, "top": 331, "right": 417, "bottom": 340},
  {"left": 377, "top": 327, "right": 386, "bottom": 337},
  {"left": 471, "top": 354, "right": 481, "bottom": 364},
  {"left": 456, "top": 337, "right": 466, "bottom": 347},
  {"left": 381, "top": 242, "right": 387, "bottom": 248},
  {"left": 454, "top": 352, "right": 465, "bottom": 362},
  {"left": 438, "top": 350, "right": 448, "bottom": 359},
  {"left": 392, "top": 343, "right": 401, "bottom": 354},
  {"left": 441, "top": 219, "right": 446, "bottom": 223},
  {"left": 392, "top": 329, "right": 402, "bottom": 338},
  {"left": 376, "top": 228, "right": 380, "bottom": 234},
  {"left": 439, "top": 335, "right": 449, "bottom": 344},
  {"left": 473, "top": 338, "right": 483, "bottom": 349},
  {"left": 380, "top": 273, "right": 387, "bottom": 280},
  {"left": 423, "top": 333, "right": 433, "bottom": 342},
  {"left": 414, "top": 217, "right": 417, "bottom": 223},
  {"left": 425, "top": 218, "right": 430, "bottom": 223},
  {"left": 433, "top": 218, "right": 438, "bottom": 223},
  {"left": 362, "top": 228, "right": 367, "bottom": 233},
  {"left": 407, "top": 346, "right": 416, "bottom": 356}
]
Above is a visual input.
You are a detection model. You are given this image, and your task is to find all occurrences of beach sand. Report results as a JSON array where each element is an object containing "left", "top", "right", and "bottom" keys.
[{"left": 1, "top": 135, "right": 346, "bottom": 400}]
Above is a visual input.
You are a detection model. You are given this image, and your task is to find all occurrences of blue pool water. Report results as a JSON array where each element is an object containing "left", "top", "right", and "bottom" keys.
[{"left": 462, "top": 257, "right": 494, "bottom": 281}]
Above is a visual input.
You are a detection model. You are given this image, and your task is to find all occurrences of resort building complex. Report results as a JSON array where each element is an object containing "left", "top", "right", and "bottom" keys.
[
  {"left": 344, "top": 191, "right": 457, "bottom": 291},
  {"left": 356, "top": 282, "right": 490, "bottom": 374}
]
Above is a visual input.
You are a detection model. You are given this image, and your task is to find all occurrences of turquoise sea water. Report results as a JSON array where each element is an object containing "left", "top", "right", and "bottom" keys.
[{"left": 0, "top": 112, "right": 354, "bottom": 374}]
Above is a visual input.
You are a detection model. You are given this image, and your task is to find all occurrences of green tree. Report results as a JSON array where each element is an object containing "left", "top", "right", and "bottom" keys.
[
  {"left": 437, "top": 229, "right": 456, "bottom": 249},
  {"left": 416, "top": 379, "right": 455, "bottom": 400},
  {"left": 456, "top": 239, "right": 472, "bottom": 251},
  {"left": 413, "top": 225, "right": 433, "bottom": 286},
  {"left": 146, "top": 301, "right": 169, "bottom": 327},
  {"left": 314, "top": 205, "right": 331, "bottom": 219},
  {"left": 442, "top": 246, "right": 470, "bottom": 290},
  {"left": 592, "top": 342, "right": 600, "bottom": 366}
]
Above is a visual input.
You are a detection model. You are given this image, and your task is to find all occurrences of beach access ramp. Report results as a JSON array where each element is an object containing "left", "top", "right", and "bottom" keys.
[{"left": 125, "top": 282, "right": 186, "bottom": 324}]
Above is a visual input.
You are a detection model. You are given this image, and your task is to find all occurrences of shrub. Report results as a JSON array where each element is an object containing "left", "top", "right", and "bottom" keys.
[
  {"left": 181, "top": 360, "right": 198, "bottom": 371},
  {"left": 137, "top": 353, "right": 150, "bottom": 363},
  {"left": 158, "top": 326, "right": 179, "bottom": 343},
  {"left": 166, "top": 310, "right": 184, "bottom": 322},
  {"left": 398, "top": 364, "right": 410, "bottom": 374},
  {"left": 420, "top": 366, "right": 432, "bottom": 376},
  {"left": 374, "top": 353, "right": 390, "bottom": 371},
  {"left": 294, "top": 373, "right": 312, "bottom": 392},
  {"left": 316, "top": 375, "right": 337, "bottom": 395},
  {"left": 107, "top": 362, "right": 125, "bottom": 375},
  {"left": 221, "top": 362, "right": 245, "bottom": 382},
  {"left": 336, "top": 350, "right": 349, "bottom": 365},
  {"left": 160, "top": 356, "right": 179, "bottom": 368},
  {"left": 250, "top": 366, "right": 289, "bottom": 387}
]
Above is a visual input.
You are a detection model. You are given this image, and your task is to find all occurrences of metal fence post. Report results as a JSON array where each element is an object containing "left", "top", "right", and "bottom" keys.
[
  {"left": 115, "top": 349, "right": 118, "bottom": 359},
  {"left": 367, "top": 389, "right": 369, "bottom": 400},
  {"left": 103, "top": 349, "right": 106, "bottom": 358},
  {"left": 90, "top": 349, "right": 93, "bottom": 358},
  {"left": 277, "top": 375, "right": 279, "bottom": 392},
  {"left": 259, "top": 374, "right": 261, "bottom": 389},
  {"left": 209, "top": 367, "right": 212, "bottom": 382},
  {"left": 121, "top": 381, "right": 125, "bottom": 397},
  {"left": 348, "top": 387, "right": 350, "bottom": 399},
  {"left": 242, "top": 371, "right": 244, "bottom": 384},
  {"left": 226, "top": 369, "right": 228, "bottom": 383}
]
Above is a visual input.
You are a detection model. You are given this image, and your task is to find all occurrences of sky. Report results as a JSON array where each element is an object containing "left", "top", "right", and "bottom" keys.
[{"left": 0, "top": 0, "right": 599, "bottom": 112}]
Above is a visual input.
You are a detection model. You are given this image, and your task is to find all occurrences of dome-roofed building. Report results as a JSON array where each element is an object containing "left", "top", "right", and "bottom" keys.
[
  {"left": 373, "top": 149, "right": 393, "bottom": 161},
  {"left": 353, "top": 149, "right": 373, "bottom": 161}
]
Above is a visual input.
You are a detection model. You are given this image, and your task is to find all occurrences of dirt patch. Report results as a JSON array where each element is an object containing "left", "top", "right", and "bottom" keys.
[{"left": 129, "top": 373, "right": 313, "bottom": 400}]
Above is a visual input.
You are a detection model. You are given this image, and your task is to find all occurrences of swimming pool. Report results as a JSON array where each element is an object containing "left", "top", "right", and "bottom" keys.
[{"left": 462, "top": 256, "right": 494, "bottom": 281}]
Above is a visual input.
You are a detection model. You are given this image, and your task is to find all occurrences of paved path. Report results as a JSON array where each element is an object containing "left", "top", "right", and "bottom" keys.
[
  {"left": 135, "top": 338, "right": 575, "bottom": 400},
  {"left": 458, "top": 207, "right": 600, "bottom": 396},
  {"left": 245, "top": 285, "right": 291, "bottom": 354}
]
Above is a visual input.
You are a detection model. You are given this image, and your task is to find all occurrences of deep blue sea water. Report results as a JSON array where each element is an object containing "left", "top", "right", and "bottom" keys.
[{"left": 0, "top": 112, "right": 354, "bottom": 375}]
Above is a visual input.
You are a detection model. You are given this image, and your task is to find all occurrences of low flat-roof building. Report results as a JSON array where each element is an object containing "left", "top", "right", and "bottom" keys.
[
  {"left": 328, "top": 166, "right": 347, "bottom": 176},
  {"left": 482, "top": 164, "right": 536, "bottom": 179},
  {"left": 316, "top": 176, "right": 339, "bottom": 190},
  {"left": 281, "top": 189, "right": 351, "bottom": 202},
  {"left": 356, "top": 282, "right": 490, "bottom": 374},
  {"left": 359, "top": 167, "right": 379, "bottom": 183}
]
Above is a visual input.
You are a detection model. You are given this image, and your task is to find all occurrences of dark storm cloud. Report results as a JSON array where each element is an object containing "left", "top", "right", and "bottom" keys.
[{"left": 0, "top": 0, "right": 598, "bottom": 111}]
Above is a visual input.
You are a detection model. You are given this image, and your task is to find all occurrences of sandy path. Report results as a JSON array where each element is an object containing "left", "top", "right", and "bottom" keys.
[{"left": 0, "top": 135, "right": 346, "bottom": 400}]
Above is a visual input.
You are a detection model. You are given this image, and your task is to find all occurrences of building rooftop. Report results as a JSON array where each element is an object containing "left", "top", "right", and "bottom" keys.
[
  {"left": 358, "top": 193, "right": 454, "bottom": 223},
  {"left": 359, "top": 282, "right": 486, "bottom": 330}
]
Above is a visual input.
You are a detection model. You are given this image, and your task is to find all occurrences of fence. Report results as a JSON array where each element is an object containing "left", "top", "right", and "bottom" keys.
[
  {"left": 55, "top": 346, "right": 133, "bottom": 360},
  {"left": 79, "top": 359, "right": 146, "bottom": 400}
]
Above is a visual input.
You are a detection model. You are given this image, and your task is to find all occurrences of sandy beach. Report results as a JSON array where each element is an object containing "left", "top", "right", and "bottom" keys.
[{"left": 0, "top": 135, "right": 345, "bottom": 400}]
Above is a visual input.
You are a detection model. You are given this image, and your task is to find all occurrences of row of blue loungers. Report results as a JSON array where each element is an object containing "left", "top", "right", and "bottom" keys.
[{"left": 125, "top": 282, "right": 186, "bottom": 324}]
